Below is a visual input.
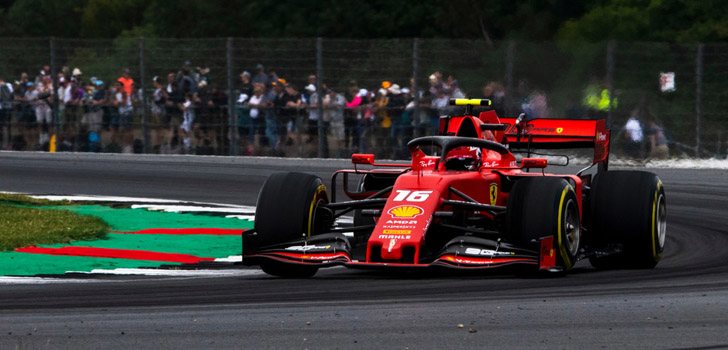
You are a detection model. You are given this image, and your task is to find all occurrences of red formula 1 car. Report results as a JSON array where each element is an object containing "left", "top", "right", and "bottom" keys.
[{"left": 243, "top": 99, "right": 667, "bottom": 277}]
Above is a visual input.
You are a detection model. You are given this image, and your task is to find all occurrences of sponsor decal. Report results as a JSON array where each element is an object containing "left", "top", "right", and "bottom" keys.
[
  {"left": 300, "top": 254, "right": 339, "bottom": 260},
  {"left": 285, "top": 245, "right": 332, "bottom": 252},
  {"left": 482, "top": 161, "right": 498, "bottom": 168},
  {"left": 419, "top": 159, "right": 436, "bottom": 168},
  {"left": 530, "top": 127, "right": 557, "bottom": 133},
  {"left": 388, "top": 205, "right": 424, "bottom": 218},
  {"left": 597, "top": 132, "right": 607, "bottom": 142},
  {"left": 556, "top": 127, "right": 564, "bottom": 134},
  {"left": 489, "top": 183, "right": 499, "bottom": 206},
  {"left": 378, "top": 234, "right": 412, "bottom": 240},
  {"left": 385, "top": 220, "right": 417, "bottom": 225},
  {"left": 464, "top": 247, "right": 515, "bottom": 256},
  {"left": 382, "top": 225, "right": 416, "bottom": 230},
  {"left": 382, "top": 229, "right": 412, "bottom": 234}
]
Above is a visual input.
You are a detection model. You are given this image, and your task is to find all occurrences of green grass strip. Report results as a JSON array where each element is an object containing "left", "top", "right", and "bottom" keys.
[
  {"left": 0, "top": 193, "right": 70, "bottom": 206},
  {"left": 0, "top": 205, "right": 108, "bottom": 251}
]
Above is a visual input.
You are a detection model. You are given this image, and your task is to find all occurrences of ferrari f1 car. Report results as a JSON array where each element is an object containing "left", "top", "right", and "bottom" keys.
[{"left": 243, "top": 99, "right": 666, "bottom": 277}]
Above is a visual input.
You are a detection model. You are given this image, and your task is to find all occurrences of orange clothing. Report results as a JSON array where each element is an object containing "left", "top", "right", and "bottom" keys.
[{"left": 117, "top": 76, "right": 134, "bottom": 96}]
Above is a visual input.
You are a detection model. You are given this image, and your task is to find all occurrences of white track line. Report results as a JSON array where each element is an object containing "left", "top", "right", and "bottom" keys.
[
  {"left": 67, "top": 268, "right": 263, "bottom": 277},
  {"left": 0, "top": 276, "right": 106, "bottom": 284},
  {"left": 226, "top": 215, "right": 256, "bottom": 220},
  {"left": 214, "top": 255, "right": 243, "bottom": 263},
  {"left": 29, "top": 194, "right": 185, "bottom": 203},
  {"left": 130, "top": 204, "right": 256, "bottom": 213}
]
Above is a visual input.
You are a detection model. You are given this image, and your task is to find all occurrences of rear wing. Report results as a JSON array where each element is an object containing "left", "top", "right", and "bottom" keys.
[{"left": 498, "top": 117, "right": 610, "bottom": 165}]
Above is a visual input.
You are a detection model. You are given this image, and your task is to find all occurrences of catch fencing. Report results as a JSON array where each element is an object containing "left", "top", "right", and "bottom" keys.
[{"left": 0, "top": 37, "right": 724, "bottom": 159}]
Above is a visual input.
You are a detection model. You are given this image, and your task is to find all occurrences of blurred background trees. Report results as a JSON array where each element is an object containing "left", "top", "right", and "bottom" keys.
[{"left": 0, "top": 0, "right": 725, "bottom": 42}]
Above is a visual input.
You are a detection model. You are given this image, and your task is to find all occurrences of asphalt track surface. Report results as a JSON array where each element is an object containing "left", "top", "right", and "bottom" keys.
[{"left": 1, "top": 152, "right": 727, "bottom": 349}]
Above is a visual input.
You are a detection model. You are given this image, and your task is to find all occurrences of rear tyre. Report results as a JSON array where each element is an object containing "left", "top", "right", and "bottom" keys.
[
  {"left": 589, "top": 171, "right": 666, "bottom": 269},
  {"left": 507, "top": 177, "right": 581, "bottom": 271},
  {"left": 254, "top": 172, "right": 330, "bottom": 277}
]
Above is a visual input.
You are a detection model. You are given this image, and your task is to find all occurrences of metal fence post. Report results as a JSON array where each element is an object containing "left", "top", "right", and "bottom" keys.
[
  {"left": 504, "top": 41, "right": 514, "bottom": 115},
  {"left": 695, "top": 43, "right": 704, "bottom": 157},
  {"left": 139, "top": 37, "right": 149, "bottom": 153},
  {"left": 412, "top": 38, "right": 420, "bottom": 130},
  {"left": 227, "top": 37, "right": 238, "bottom": 156},
  {"left": 316, "top": 37, "right": 326, "bottom": 158},
  {"left": 606, "top": 40, "right": 616, "bottom": 128},
  {"left": 50, "top": 37, "right": 59, "bottom": 152}
]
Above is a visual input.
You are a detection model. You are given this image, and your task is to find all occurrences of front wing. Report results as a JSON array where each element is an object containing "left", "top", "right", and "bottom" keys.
[{"left": 243, "top": 233, "right": 559, "bottom": 271}]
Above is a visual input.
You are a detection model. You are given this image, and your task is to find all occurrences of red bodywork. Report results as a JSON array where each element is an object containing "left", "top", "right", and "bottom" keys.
[{"left": 246, "top": 110, "right": 609, "bottom": 271}]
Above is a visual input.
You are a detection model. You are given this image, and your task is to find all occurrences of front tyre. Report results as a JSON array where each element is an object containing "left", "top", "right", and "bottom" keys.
[
  {"left": 589, "top": 171, "right": 666, "bottom": 269},
  {"left": 507, "top": 177, "right": 581, "bottom": 271},
  {"left": 253, "top": 172, "right": 331, "bottom": 277}
]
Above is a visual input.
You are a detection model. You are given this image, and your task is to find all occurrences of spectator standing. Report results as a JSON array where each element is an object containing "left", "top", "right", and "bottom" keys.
[
  {"left": 56, "top": 76, "right": 71, "bottom": 128},
  {"left": 65, "top": 74, "right": 86, "bottom": 147},
  {"left": 176, "top": 62, "right": 197, "bottom": 95},
  {"left": 15, "top": 74, "right": 34, "bottom": 150},
  {"left": 28, "top": 76, "right": 54, "bottom": 149},
  {"left": 151, "top": 76, "right": 168, "bottom": 152},
  {"left": 0, "top": 77, "right": 12, "bottom": 148},
  {"left": 117, "top": 68, "right": 134, "bottom": 98},
  {"left": 113, "top": 81, "right": 134, "bottom": 152},
  {"left": 243, "top": 83, "right": 265, "bottom": 154},
  {"left": 304, "top": 83, "right": 319, "bottom": 145},
  {"left": 645, "top": 114, "right": 669, "bottom": 159},
  {"left": 180, "top": 92, "right": 197, "bottom": 153},
  {"left": 387, "top": 84, "right": 408, "bottom": 159},
  {"left": 482, "top": 81, "right": 506, "bottom": 117},
  {"left": 85, "top": 79, "right": 106, "bottom": 152},
  {"left": 203, "top": 83, "right": 228, "bottom": 155},
  {"left": 268, "top": 79, "right": 287, "bottom": 153},
  {"left": 623, "top": 109, "right": 644, "bottom": 159},
  {"left": 194, "top": 80, "right": 213, "bottom": 154},
  {"left": 359, "top": 89, "right": 377, "bottom": 153},
  {"left": 282, "top": 83, "right": 303, "bottom": 153},
  {"left": 373, "top": 86, "right": 391, "bottom": 158},
  {"left": 344, "top": 81, "right": 361, "bottom": 153},
  {"left": 323, "top": 88, "right": 346, "bottom": 157},
  {"left": 252, "top": 64, "right": 269, "bottom": 86},
  {"left": 34, "top": 65, "right": 50, "bottom": 85},
  {"left": 236, "top": 72, "right": 252, "bottom": 154},
  {"left": 521, "top": 91, "right": 551, "bottom": 119},
  {"left": 164, "top": 72, "right": 183, "bottom": 153}
]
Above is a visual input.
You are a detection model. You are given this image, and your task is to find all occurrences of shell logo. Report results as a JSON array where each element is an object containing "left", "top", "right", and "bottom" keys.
[{"left": 388, "top": 205, "right": 424, "bottom": 218}]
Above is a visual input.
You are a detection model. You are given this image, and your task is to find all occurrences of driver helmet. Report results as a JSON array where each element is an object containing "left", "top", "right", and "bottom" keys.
[{"left": 445, "top": 146, "right": 482, "bottom": 171}]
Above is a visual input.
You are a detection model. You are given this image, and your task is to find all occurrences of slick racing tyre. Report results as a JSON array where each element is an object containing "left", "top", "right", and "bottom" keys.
[
  {"left": 507, "top": 177, "right": 581, "bottom": 272},
  {"left": 589, "top": 171, "right": 666, "bottom": 269},
  {"left": 254, "top": 172, "right": 331, "bottom": 277}
]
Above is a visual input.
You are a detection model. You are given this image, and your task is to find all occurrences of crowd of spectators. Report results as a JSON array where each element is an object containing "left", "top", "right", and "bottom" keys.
[{"left": 0, "top": 62, "right": 671, "bottom": 159}]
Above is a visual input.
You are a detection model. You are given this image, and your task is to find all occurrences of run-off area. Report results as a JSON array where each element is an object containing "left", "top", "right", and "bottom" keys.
[{"left": 0, "top": 195, "right": 254, "bottom": 279}]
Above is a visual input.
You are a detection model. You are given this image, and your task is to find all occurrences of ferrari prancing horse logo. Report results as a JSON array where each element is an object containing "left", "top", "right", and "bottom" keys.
[{"left": 489, "top": 183, "right": 498, "bottom": 206}]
